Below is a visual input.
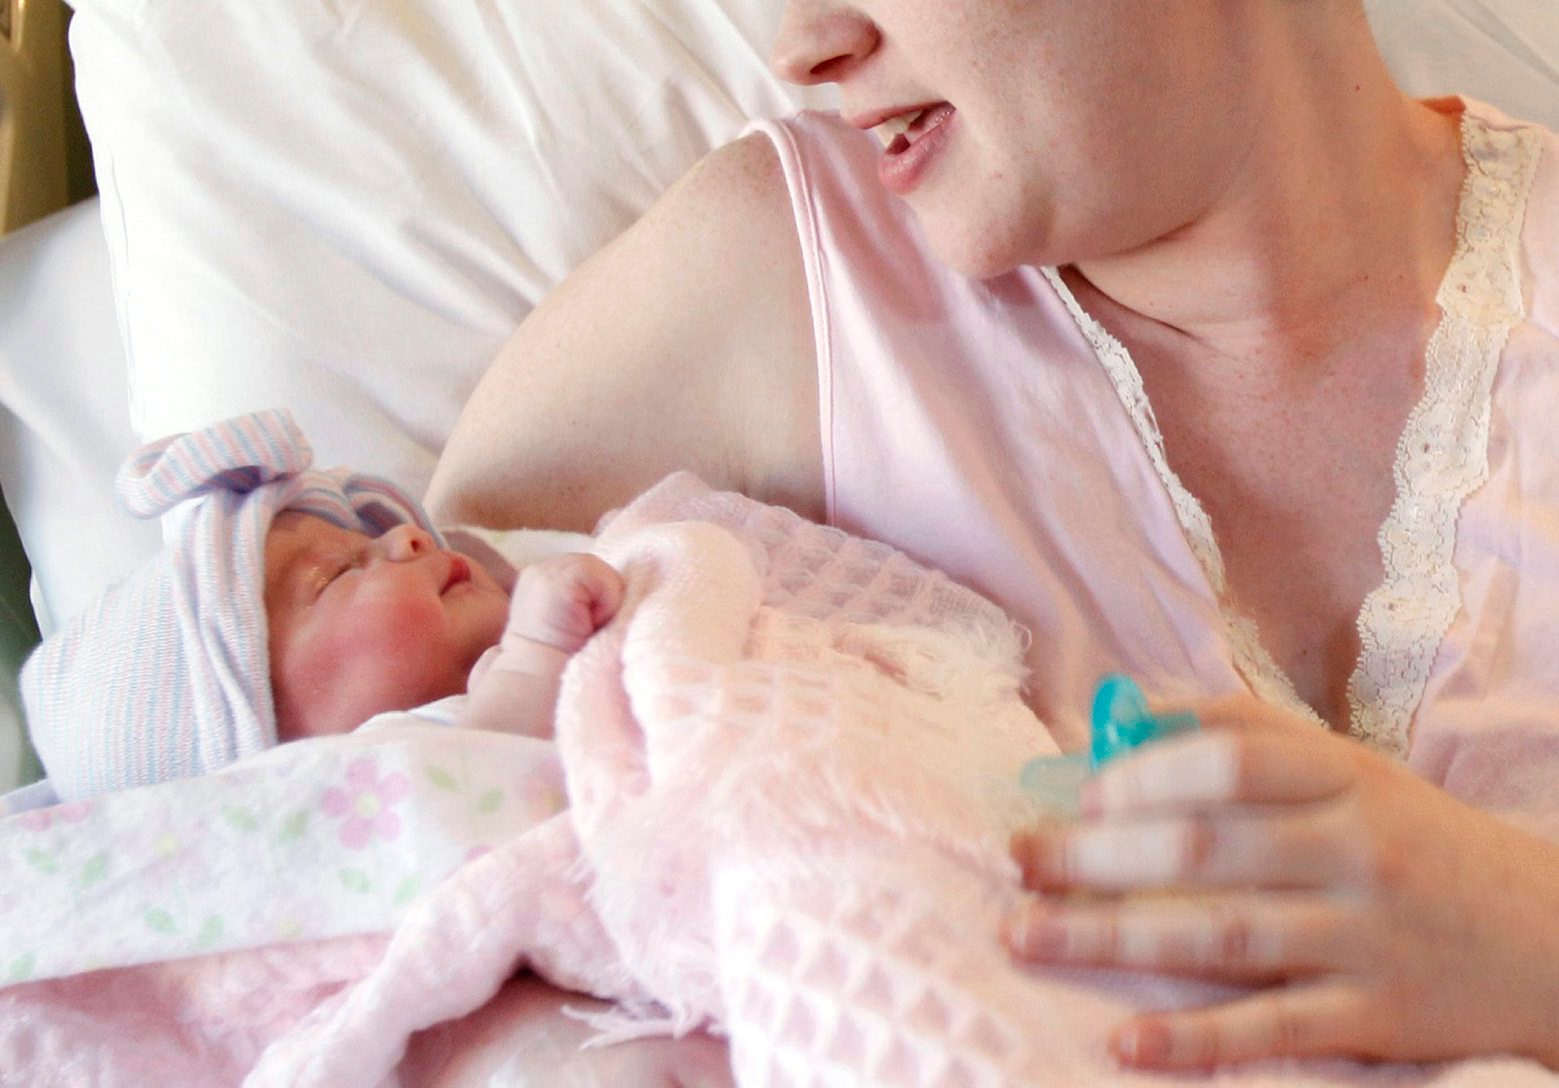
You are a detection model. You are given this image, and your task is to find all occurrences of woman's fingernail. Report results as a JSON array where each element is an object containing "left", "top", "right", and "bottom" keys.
[
  {"left": 1011, "top": 830, "right": 1043, "bottom": 883},
  {"left": 1113, "top": 1020, "right": 1172, "bottom": 1065},
  {"left": 1078, "top": 778, "right": 1104, "bottom": 817},
  {"left": 1014, "top": 828, "right": 1069, "bottom": 888},
  {"left": 1005, "top": 906, "right": 1065, "bottom": 957}
]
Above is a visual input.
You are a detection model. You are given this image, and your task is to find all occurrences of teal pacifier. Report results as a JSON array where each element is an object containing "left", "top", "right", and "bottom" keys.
[
  {"left": 1019, "top": 674, "right": 1200, "bottom": 816},
  {"left": 1087, "top": 673, "right": 1201, "bottom": 770}
]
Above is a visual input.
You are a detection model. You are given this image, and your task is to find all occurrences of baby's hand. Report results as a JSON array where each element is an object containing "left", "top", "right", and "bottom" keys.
[
  {"left": 459, "top": 554, "right": 624, "bottom": 738},
  {"left": 503, "top": 552, "right": 625, "bottom": 655}
]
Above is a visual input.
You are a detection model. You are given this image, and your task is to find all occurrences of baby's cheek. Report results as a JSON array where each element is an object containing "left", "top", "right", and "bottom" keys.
[{"left": 349, "top": 598, "right": 455, "bottom": 665}]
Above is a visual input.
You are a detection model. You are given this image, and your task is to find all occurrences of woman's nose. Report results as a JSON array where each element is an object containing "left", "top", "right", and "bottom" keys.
[
  {"left": 770, "top": 1, "right": 879, "bottom": 86},
  {"left": 377, "top": 524, "right": 436, "bottom": 562}
]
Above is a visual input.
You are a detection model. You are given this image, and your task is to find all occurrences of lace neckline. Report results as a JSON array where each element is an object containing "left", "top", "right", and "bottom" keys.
[{"left": 1044, "top": 105, "right": 1544, "bottom": 757}]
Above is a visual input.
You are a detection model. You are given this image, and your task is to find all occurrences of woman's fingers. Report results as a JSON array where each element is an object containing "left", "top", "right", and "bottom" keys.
[
  {"left": 1003, "top": 689, "right": 1559, "bottom": 1068},
  {"left": 1109, "top": 983, "right": 1373, "bottom": 1070},
  {"left": 1005, "top": 892, "right": 1359, "bottom": 982},
  {"left": 1081, "top": 729, "right": 1358, "bottom": 817},
  {"left": 1013, "top": 803, "right": 1356, "bottom": 892}
]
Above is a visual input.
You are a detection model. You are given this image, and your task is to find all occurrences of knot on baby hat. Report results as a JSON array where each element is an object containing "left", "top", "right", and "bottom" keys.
[{"left": 21, "top": 409, "right": 442, "bottom": 801}]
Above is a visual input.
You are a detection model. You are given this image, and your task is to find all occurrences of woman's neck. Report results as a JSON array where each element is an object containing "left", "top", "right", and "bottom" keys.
[{"left": 1071, "top": 9, "right": 1466, "bottom": 369}]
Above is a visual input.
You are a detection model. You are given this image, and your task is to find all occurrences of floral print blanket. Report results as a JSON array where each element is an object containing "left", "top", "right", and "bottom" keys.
[
  {"left": 0, "top": 719, "right": 564, "bottom": 1084},
  {"left": 0, "top": 722, "right": 561, "bottom": 989}
]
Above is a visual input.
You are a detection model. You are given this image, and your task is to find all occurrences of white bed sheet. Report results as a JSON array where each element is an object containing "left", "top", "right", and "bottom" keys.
[{"left": 1370, "top": 0, "right": 1559, "bottom": 130}]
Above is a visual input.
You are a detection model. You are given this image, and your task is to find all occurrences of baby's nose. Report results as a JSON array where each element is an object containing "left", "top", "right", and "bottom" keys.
[{"left": 378, "top": 523, "right": 436, "bottom": 562}]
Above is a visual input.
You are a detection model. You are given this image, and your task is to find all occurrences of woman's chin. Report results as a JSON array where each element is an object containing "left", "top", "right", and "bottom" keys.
[
  {"left": 910, "top": 190, "right": 1057, "bottom": 280},
  {"left": 924, "top": 222, "right": 1037, "bottom": 281}
]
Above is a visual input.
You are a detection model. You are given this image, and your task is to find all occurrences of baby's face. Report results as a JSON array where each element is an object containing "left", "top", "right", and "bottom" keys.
[{"left": 263, "top": 512, "right": 510, "bottom": 740}]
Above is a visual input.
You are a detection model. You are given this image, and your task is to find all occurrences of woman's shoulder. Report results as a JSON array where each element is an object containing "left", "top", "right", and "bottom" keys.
[
  {"left": 1447, "top": 100, "right": 1559, "bottom": 332},
  {"left": 663, "top": 132, "right": 828, "bottom": 517},
  {"left": 1515, "top": 109, "right": 1559, "bottom": 255},
  {"left": 427, "top": 131, "right": 824, "bottom": 530},
  {"left": 665, "top": 128, "right": 795, "bottom": 225},
  {"left": 745, "top": 110, "right": 923, "bottom": 246},
  {"left": 1489, "top": 103, "right": 1559, "bottom": 334}
]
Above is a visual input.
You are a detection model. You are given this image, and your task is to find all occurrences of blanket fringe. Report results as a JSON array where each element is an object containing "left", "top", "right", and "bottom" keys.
[{"left": 564, "top": 998, "right": 708, "bottom": 1048}]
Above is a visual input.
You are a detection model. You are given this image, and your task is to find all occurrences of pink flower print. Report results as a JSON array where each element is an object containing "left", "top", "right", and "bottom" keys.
[
  {"left": 16, "top": 800, "right": 93, "bottom": 833},
  {"left": 321, "top": 759, "right": 410, "bottom": 849}
]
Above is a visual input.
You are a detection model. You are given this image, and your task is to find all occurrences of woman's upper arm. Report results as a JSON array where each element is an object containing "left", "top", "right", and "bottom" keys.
[{"left": 425, "top": 133, "right": 822, "bottom": 532}]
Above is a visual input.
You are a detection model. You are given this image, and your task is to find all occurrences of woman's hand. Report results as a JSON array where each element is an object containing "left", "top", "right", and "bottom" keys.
[{"left": 1005, "top": 696, "right": 1559, "bottom": 1071}]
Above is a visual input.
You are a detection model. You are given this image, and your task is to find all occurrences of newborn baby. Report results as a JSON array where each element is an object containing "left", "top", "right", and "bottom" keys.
[
  {"left": 263, "top": 510, "right": 622, "bottom": 743},
  {"left": 21, "top": 408, "right": 621, "bottom": 801}
]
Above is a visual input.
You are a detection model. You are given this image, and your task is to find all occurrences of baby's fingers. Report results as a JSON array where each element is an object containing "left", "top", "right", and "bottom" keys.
[
  {"left": 567, "top": 553, "right": 626, "bottom": 628},
  {"left": 507, "top": 553, "right": 625, "bottom": 651}
]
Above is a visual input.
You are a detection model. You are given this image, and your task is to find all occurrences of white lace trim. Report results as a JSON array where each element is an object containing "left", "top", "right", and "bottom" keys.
[
  {"left": 1347, "top": 117, "right": 1542, "bottom": 757},
  {"left": 1044, "top": 109, "right": 1543, "bottom": 756}
]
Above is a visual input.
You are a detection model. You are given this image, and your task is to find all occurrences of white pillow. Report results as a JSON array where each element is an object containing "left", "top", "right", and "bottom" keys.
[
  {"left": 0, "top": 199, "right": 160, "bottom": 791},
  {"left": 0, "top": 199, "right": 161, "bottom": 636},
  {"left": 68, "top": 0, "right": 833, "bottom": 502}
]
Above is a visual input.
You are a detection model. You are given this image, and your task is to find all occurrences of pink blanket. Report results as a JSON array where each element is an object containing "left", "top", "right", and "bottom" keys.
[{"left": 4, "top": 474, "right": 1554, "bottom": 1086}]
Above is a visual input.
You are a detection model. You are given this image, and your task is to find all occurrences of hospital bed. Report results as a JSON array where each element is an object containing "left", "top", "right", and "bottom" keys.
[{"left": 0, "top": 0, "right": 1555, "bottom": 1080}]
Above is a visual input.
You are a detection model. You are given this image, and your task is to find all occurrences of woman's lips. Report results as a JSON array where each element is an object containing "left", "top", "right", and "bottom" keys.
[{"left": 878, "top": 103, "right": 957, "bottom": 196}]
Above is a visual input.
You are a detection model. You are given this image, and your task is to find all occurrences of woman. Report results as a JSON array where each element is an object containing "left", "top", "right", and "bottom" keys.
[{"left": 428, "top": 0, "right": 1559, "bottom": 1071}]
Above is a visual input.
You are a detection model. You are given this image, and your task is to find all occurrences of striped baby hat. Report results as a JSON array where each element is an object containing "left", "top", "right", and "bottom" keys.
[{"left": 20, "top": 409, "right": 443, "bottom": 801}]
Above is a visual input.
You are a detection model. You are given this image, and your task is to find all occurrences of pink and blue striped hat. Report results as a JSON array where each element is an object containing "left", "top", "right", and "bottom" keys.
[{"left": 20, "top": 409, "right": 442, "bottom": 801}]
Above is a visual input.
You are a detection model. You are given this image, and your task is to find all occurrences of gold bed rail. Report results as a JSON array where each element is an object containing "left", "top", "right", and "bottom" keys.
[
  {"left": 0, "top": 0, "right": 75, "bottom": 235},
  {"left": 0, "top": 0, "right": 79, "bottom": 788}
]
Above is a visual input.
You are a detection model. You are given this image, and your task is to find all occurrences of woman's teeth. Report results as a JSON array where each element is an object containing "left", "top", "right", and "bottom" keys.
[{"left": 877, "top": 108, "right": 929, "bottom": 147}]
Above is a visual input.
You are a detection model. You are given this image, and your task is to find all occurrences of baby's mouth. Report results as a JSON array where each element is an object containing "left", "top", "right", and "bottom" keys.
[{"left": 442, "top": 554, "right": 472, "bottom": 594}]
